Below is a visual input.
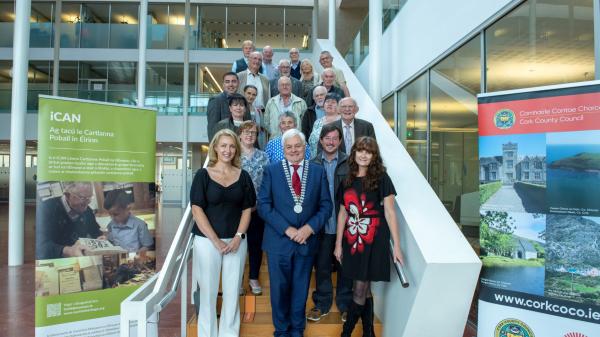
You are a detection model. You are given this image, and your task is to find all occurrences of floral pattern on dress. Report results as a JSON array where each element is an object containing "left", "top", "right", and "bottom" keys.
[
  {"left": 343, "top": 188, "right": 380, "bottom": 255},
  {"left": 241, "top": 150, "right": 270, "bottom": 193}
]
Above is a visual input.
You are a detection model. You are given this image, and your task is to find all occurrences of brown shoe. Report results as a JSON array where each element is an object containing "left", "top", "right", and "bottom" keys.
[
  {"left": 306, "top": 307, "right": 329, "bottom": 322},
  {"left": 341, "top": 311, "right": 347, "bottom": 322}
]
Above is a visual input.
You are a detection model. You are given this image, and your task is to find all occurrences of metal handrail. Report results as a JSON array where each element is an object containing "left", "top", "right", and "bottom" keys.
[{"left": 390, "top": 240, "right": 410, "bottom": 288}]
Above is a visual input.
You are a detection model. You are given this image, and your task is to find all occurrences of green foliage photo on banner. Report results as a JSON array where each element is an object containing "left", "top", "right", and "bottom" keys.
[{"left": 35, "top": 96, "right": 157, "bottom": 337}]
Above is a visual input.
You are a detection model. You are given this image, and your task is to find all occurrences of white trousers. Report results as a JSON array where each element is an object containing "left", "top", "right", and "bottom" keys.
[{"left": 193, "top": 235, "right": 247, "bottom": 337}]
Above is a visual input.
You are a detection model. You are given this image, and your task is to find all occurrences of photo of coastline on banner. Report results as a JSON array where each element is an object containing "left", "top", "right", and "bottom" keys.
[
  {"left": 35, "top": 96, "right": 157, "bottom": 337},
  {"left": 477, "top": 82, "right": 600, "bottom": 336}
]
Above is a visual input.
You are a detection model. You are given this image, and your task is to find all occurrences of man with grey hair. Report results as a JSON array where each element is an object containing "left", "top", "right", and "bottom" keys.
[
  {"left": 289, "top": 47, "right": 302, "bottom": 80},
  {"left": 262, "top": 45, "right": 278, "bottom": 81},
  {"left": 237, "top": 51, "right": 270, "bottom": 110},
  {"left": 301, "top": 85, "right": 328, "bottom": 137},
  {"left": 36, "top": 181, "right": 104, "bottom": 259},
  {"left": 265, "top": 111, "right": 311, "bottom": 163},
  {"left": 258, "top": 128, "right": 332, "bottom": 337},
  {"left": 306, "top": 68, "right": 345, "bottom": 107},
  {"left": 319, "top": 50, "right": 349, "bottom": 97},
  {"left": 270, "top": 59, "right": 302, "bottom": 98},
  {"left": 334, "top": 97, "right": 376, "bottom": 153},
  {"left": 264, "top": 76, "right": 307, "bottom": 139}
]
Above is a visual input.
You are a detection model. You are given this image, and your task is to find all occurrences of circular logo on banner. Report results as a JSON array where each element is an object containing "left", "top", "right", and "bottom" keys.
[
  {"left": 494, "top": 109, "right": 516, "bottom": 129},
  {"left": 564, "top": 333, "right": 588, "bottom": 337},
  {"left": 494, "top": 318, "right": 535, "bottom": 337}
]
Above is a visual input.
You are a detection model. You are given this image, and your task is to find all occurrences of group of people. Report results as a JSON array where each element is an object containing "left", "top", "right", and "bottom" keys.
[{"left": 193, "top": 40, "right": 405, "bottom": 337}]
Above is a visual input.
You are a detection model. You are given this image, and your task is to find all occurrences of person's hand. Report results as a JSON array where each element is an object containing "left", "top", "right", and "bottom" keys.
[
  {"left": 223, "top": 236, "right": 242, "bottom": 254},
  {"left": 393, "top": 244, "right": 405, "bottom": 266},
  {"left": 212, "top": 239, "right": 228, "bottom": 254},
  {"left": 96, "top": 234, "right": 107, "bottom": 240},
  {"left": 293, "top": 225, "right": 313, "bottom": 244},
  {"left": 285, "top": 227, "right": 298, "bottom": 240},
  {"left": 63, "top": 243, "right": 85, "bottom": 257},
  {"left": 334, "top": 243, "right": 343, "bottom": 263}
]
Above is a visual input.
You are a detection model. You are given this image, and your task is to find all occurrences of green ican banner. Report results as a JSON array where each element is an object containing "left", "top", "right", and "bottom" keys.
[
  {"left": 35, "top": 96, "right": 157, "bottom": 337},
  {"left": 38, "top": 96, "right": 156, "bottom": 182}
]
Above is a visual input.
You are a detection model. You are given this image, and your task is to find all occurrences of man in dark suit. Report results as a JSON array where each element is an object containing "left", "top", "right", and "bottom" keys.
[
  {"left": 334, "top": 97, "right": 376, "bottom": 153},
  {"left": 258, "top": 129, "right": 332, "bottom": 337},
  {"left": 206, "top": 72, "right": 249, "bottom": 141},
  {"left": 36, "top": 182, "right": 104, "bottom": 259},
  {"left": 270, "top": 59, "right": 302, "bottom": 98}
]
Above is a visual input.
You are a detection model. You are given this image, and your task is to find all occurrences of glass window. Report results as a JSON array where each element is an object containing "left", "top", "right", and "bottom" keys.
[
  {"left": 80, "top": 3, "right": 109, "bottom": 48},
  {"left": 107, "top": 62, "right": 136, "bottom": 105},
  {"left": 168, "top": 4, "right": 184, "bottom": 49},
  {"left": 256, "top": 7, "right": 284, "bottom": 49},
  {"left": 382, "top": 94, "right": 395, "bottom": 130},
  {"left": 0, "top": 60, "right": 12, "bottom": 113},
  {"left": 284, "top": 8, "right": 312, "bottom": 49},
  {"left": 30, "top": 2, "right": 54, "bottom": 48},
  {"left": 60, "top": 3, "right": 81, "bottom": 48},
  {"left": 78, "top": 61, "right": 108, "bottom": 102},
  {"left": 0, "top": 2, "right": 14, "bottom": 47},
  {"left": 430, "top": 37, "right": 480, "bottom": 225},
  {"left": 227, "top": 6, "right": 255, "bottom": 48},
  {"left": 199, "top": 6, "right": 226, "bottom": 48},
  {"left": 383, "top": 0, "right": 406, "bottom": 31},
  {"left": 58, "top": 61, "right": 78, "bottom": 98},
  {"left": 28, "top": 61, "right": 53, "bottom": 112},
  {"left": 398, "top": 73, "right": 428, "bottom": 177},
  {"left": 148, "top": 4, "right": 168, "bottom": 49},
  {"left": 486, "top": 0, "right": 595, "bottom": 92},
  {"left": 110, "top": 3, "right": 139, "bottom": 48}
]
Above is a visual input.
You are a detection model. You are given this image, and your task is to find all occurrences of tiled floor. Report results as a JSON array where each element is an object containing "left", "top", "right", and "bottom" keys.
[{"left": 0, "top": 202, "right": 479, "bottom": 337}]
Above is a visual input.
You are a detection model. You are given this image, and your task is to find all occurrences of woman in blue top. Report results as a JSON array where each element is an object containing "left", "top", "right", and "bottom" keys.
[{"left": 238, "top": 120, "right": 270, "bottom": 295}]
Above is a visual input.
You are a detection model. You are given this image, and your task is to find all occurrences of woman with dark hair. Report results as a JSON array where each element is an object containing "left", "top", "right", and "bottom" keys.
[
  {"left": 213, "top": 93, "right": 250, "bottom": 136},
  {"left": 243, "top": 84, "right": 267, "bottom": 149},
  {"left": 334, "top": 136, "right": 404, "bottom": 337}
]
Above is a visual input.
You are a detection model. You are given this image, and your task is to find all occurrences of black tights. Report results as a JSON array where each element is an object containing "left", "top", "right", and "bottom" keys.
[{"left": 352, "top": 280, "right": 372, "bottom": 305}]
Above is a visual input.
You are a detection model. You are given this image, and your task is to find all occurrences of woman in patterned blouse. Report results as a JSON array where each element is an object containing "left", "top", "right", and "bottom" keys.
[{"left": 238, "top": 120, "right": 270, "bottom": 295}]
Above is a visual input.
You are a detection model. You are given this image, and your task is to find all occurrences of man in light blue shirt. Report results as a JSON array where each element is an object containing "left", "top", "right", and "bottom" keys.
[{"left": 307, "top": 123, "right": 352, "bottom": 323}]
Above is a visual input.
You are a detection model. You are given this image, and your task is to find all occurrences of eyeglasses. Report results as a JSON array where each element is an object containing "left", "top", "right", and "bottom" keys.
[
  {"left": 70, "top": 193, "right": 92, "bottom": 202},
  {"left": 242, "top": 130, "right": 257, "bottom": 136}
]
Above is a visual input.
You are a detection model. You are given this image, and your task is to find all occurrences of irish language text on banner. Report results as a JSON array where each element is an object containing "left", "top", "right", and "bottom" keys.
[
  {"left": 477, "top": 82, "right": 600, "bottom": 337},
  {"left": 35, "top": 96, "right": 157, "bottom": 337}
]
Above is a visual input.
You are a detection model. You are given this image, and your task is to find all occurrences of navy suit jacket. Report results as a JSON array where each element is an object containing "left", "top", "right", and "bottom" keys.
[{"left": 258, "top": 161, "right": 332, "bottom": 257}]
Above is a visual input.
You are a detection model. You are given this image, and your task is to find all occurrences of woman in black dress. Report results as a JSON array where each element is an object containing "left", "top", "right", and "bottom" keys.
[
  {"left": 334, "top": 136, "right": 404, "bottom": 337},
  {"left": 190, "top": 128, "right": 256, "bottom": 337}
]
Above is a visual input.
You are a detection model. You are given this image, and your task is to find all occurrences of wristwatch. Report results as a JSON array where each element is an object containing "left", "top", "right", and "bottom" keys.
[{"left": 236, "top": 232, "right": 246, "bottom": 239}]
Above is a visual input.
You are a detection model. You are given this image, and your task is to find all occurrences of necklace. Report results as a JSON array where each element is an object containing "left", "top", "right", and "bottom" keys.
[{"left": 281, "top": 159, "right": 309, "bottom": 214}]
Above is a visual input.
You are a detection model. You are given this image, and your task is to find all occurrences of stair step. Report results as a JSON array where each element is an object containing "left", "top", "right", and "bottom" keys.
[
  {"left": 244, "top": 288, "right": 341, "bottom": 313},
  {"left": 187, "top": 312, "right": 382, "bottom": 337},
  {"left": 241, "top": 268, "right": 338, "bottom": 289}
]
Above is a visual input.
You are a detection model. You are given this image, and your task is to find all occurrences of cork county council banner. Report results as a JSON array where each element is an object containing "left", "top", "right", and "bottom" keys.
[
  {"left": 35, "top": 96, "right": 157, "bottom": 337},
  {"left": 477, "top": 81, "right": 600, "bottom": 337}
]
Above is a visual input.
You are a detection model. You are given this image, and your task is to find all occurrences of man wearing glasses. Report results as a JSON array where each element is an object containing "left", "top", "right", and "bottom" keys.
[{"left": 36, "top": 181, "right": 104, "bottom": 259}]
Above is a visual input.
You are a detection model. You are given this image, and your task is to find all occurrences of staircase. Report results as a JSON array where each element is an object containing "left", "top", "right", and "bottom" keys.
[{"left": 185, "top": 254, "right": 382, "bottom": 337}]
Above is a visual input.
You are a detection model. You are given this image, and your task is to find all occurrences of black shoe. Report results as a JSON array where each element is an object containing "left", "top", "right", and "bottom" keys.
[
  {"left": 361, "top": 298, "right": 375, "bottom": 337},
  {"left": 341, "top": 301, "right": 364, "bottom": 337}
]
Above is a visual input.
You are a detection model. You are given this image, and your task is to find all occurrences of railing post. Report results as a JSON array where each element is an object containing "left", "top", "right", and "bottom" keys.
[{"left": 181, "top": 261, "right": 188, "bottom": 337}]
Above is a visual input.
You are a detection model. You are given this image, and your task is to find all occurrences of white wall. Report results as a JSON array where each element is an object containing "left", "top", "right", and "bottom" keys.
[{"left": 356, "top": 0, "right": 514, "bottom": 96}]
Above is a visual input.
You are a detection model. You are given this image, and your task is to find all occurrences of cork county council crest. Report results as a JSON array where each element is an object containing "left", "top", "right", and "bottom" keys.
[
  {"left": 494, "top": 318, "right": 535, "bottom": 337},
  {"left": 494, "top": 109, "right": 516, "bottom": 129}
]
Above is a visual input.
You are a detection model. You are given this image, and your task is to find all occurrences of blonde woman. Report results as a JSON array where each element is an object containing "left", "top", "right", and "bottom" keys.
[
  {"left": 190, "top": 129, "right": 256, "bottom": 337},
  {"left": 299, "top": 59, "right": 320, "bottom": 102}
]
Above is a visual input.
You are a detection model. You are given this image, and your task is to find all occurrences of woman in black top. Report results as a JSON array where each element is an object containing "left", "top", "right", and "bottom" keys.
[
  {"left": 190, "top": 128, "right": 256, "bottom": 337},
  {"left": 334, "top": 137, "right": 404, "bottom": 337}
]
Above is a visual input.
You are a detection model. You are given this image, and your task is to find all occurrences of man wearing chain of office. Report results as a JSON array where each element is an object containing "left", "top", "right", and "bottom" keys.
[{"left": 258, "top": 128, "right": 332, "bottom": 337}]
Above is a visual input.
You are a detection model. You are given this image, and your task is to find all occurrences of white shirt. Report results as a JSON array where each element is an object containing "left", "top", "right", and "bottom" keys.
[
  {"left": 286, "top": 159, "right": 304, "bottom": 179},
  {"left": 246, "top": 70, "right": 265, "bottom": 108}
]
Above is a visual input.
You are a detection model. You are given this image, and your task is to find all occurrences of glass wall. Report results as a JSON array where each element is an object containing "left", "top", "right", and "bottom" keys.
[
  {"left": 28, "top": 61, "right": 53, "bottom": 112},
  {"left": 148, "top": 4, "right": 168, "bottom": 49},
  {"left": 256, "top": 8, "right": 284, "bottom": 48},
  {"left": 429, "top": 37, "right": 480, "bottom": 223},
  {"left": 81, "top": 3, "right": 110, "bottom": 48},
  {"left": 0, "top": 2, "right": 14, "bottom": 47},
  {"left": 60, "top": 3, "right": 81, "bottom": 48},
  {"left": 383, "top": 0, "right": 407, "bottom": 31},
  {"left": 398, "top": 74, "right": 428, "bottom": 176},
  {"left": 227, "top": 6, "right": 255, "bottom": 48},
  {"left": 285, "top": 8, "right": 312, "bottom": 49},
  {"left": 382, "top": 94, "right": 395, "bottom": 130},
  {"left": 486, "top": 0, "right": 595, "bottom": 91},
  {"left": 146, "top": 62, "right": 205, "bottom": 115},
  {"left": 30, "top": 2, "right": 54, "bottom": 48},
  {"left": 199, "top": 6, "right": 226, "bottom": 49},
  {"left": 386, "top": 0, "right": 596, "bottom": 229},
  {"left": 0, "top": 61, "right": 11, "bottom": 112},
  {"left": 110, "top": 3, "right": 138, "bottom": 48}
]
